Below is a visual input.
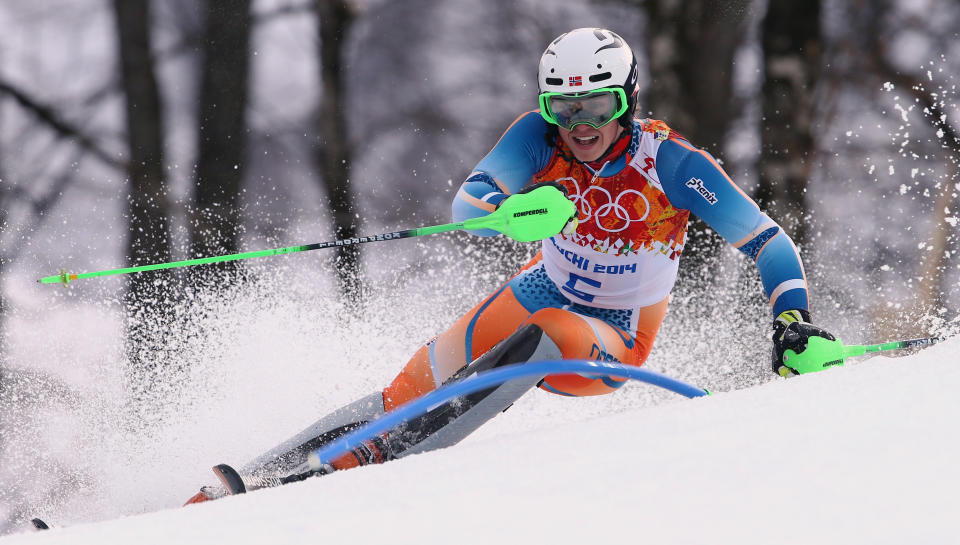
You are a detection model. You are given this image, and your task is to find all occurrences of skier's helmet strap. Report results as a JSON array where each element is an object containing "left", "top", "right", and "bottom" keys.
[{"left": 538, "top": 28, "right": 639, "bottom": 129}]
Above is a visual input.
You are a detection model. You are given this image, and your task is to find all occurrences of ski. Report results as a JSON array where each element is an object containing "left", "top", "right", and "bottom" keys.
[
  {"left": 212, "top": 464, "right": 247, "bottom": 495},
  {"left": 186, "top": 464, "right": 297, "bottom": 505},
  {"left": 31, "top": 518, "right": 50, "bottom": 531}
]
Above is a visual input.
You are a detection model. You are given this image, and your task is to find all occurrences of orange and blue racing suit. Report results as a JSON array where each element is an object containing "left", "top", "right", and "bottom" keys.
[
  {"left": 388, "top": 113, "right": 807, "bottom": 403},
  {"left": 230, "top": 113, "right": 808, "bottom": 486}
]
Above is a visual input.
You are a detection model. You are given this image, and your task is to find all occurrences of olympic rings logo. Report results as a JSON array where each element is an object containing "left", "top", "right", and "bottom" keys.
[{"left": 558, "top": 177, "right": 650, "bottom": 233}]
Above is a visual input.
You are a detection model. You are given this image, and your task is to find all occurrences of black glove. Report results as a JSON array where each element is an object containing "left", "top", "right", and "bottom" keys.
[
  {"left": 517, "top": 180, "right": 569, "bottom": 197},
  {"left": 771, "top": 309, "right": 837, "bottom": 377}
]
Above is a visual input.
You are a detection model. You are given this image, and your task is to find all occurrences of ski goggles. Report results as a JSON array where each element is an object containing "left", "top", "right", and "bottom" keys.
[{"left": 538, "top": 87, "right": 628, "bottom": 130}]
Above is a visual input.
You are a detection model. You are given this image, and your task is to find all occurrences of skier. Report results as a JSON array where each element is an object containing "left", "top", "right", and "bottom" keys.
[{"left": 186, "top": 27, "right": 836, "bottom": 503}]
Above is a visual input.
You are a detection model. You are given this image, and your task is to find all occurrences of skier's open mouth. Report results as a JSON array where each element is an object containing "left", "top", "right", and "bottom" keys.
[{"left": 573, "top": 135, "right": 599, "bottom": 145}]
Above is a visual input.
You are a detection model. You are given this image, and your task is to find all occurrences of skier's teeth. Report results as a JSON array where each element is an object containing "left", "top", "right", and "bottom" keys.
[{"left": 574, "top": 136, "right": 598, "bottom": 145}]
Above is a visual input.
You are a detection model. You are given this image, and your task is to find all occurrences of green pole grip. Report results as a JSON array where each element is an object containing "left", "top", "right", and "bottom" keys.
[
  {"left": 783, "top": 336, "right": 848, "bottom": 374},
  {"left": 465, "top": 185, "right": 576, "bottom": 242}
]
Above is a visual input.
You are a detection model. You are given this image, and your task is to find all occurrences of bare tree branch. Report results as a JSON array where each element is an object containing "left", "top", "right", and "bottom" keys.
[
  {"left": 0, "top": 149, "right": 83, "bottom": 263},
  {"left": 0, "top": 79, "right": 124, "bottom": 170}
]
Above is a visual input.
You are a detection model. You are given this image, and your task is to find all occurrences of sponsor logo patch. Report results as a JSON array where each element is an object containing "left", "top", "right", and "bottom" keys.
[
  {"left": 513, "top": 208, "right": 548, "bottom": 218},
  {"left": 685, "top": 178, "right": 718, "bottom": 205},
  {"left": 589, "top": 344, "right": 621, "bottom": 363}
]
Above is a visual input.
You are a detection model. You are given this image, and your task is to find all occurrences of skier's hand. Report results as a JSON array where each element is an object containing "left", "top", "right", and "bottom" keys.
[
  {"left": 499, "top": 181, "right": 577, "bottom": 235},
  {"left": 771, "top": 309, "right": 838, "bottom": 377}
]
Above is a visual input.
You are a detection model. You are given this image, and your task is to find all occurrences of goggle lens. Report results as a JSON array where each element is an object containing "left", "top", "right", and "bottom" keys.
[{"left": 539, "top": 88, "right": 627, "bottom": 130}]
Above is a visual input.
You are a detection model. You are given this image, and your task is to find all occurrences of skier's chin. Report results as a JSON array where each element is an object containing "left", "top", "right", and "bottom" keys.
[
  {"left": 569, "top": 138, "right": 603, "bottom": 162},
  {"left": 560, "top": 124, "right": 617, "bottom": 162}
]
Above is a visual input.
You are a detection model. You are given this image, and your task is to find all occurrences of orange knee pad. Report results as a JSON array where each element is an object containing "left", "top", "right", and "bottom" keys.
[{"left": 525, "top": 307, "right": 639, "bottom": 397}]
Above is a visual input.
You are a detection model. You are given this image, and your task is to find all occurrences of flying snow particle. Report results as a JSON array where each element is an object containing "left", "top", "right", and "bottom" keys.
[{"left": 894, "top": 103, "right": 910, "bottom": 122}]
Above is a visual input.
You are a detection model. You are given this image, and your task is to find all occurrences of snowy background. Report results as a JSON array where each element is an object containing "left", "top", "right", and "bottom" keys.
[{"left": 1, "top": 0, "right": 959, "bottom": 540}]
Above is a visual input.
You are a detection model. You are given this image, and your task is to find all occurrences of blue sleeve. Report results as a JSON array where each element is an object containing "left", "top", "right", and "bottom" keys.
[
  {"left": 451, "top": 111, "right": 554, "bottom": 236},
  {"left": 656, "top": 138, "right": 809, "bottom": 316}
]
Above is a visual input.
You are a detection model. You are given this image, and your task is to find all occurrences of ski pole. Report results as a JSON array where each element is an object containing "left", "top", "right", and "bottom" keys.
[
  {"left": 782, "top": 335, "right": 946, "bottom": 375},
  {"left": 39, "top": 185, "right": 576, "bottom": 287}
]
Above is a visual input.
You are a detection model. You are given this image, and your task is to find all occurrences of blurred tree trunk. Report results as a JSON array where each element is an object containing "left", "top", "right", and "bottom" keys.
[
  {"left": 315, "top": 0, "right": 361, "bottom": 302},
  {"left": 645, "top": 0, "right": 749, "bottom": 152},
  {"left": 0, "top": 165, "right": 7, "bottom": 348},
  {"left": 754, "top": 0, "right": 821, "bottom": 249},
  {"left": 853, "top": 0, "right": 957, "bottom": 334},
  {"left": 920, "top": 163, "right": 957, "bottom": 309},
  {"left": 0, "top": 262, "right": 5, "bottom": 338},
  {"left": 190, "top": 0, "right": 252, "bottom": 259},
  {"left": 644, "top": 0, "right": 752, "bottom": 272},
  {"left": 112, "top": 0, "right": 175, "bottom": 388},
  {"left": 880, "top": 78, "right": 957, "bottom": 325}
]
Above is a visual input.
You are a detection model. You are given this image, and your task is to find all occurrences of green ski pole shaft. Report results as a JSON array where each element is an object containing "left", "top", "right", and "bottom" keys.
[
  {"left": 39, "top": 224, "right": 462, "bottom": 287},
  {"left": 39, "top": 183, "right": 577, "bottom": 287},
  {"left": 842, "top": 336, "right": 946, "bottom": 358}
]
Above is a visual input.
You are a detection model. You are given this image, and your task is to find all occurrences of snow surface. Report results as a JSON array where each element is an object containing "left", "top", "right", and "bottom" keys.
[{"left": 2, "top": 338, "right": 957, "bottom": 544}]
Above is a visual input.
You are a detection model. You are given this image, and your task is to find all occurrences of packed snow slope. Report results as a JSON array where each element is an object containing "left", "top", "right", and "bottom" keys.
[{"left": 3, "top": 338, "right": 958, "bottom": 545}]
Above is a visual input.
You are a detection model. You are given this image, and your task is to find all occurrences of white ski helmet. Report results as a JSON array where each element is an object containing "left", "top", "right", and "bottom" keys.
[{"left": 538, "top": 28, "right": 639, "bottom": 129}]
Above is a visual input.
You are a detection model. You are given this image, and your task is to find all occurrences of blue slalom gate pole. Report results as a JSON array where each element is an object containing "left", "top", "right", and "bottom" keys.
[{"left": 308, "top": 359, "right": 709, "bottom": 471}]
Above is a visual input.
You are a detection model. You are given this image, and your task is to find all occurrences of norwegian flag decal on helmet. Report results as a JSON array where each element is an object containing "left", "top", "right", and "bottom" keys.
[{"left": 569, "top": 76, "right": 582, "bottom": 86}]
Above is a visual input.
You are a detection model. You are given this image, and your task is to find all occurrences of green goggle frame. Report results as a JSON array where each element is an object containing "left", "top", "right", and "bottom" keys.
[{"left": 537, "top": 87, "right": 629, "bottom": 130}]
